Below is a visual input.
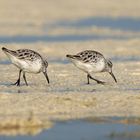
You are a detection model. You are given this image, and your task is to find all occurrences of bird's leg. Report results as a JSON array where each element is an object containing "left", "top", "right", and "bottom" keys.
[
  {"left": 23, "top": 72, "right": 28, "bottom": 86},
  {"left": 87, "top": 74, "right": 90, "bottom": 84},
  {"left": 12, "top": 70, "right": 22, "bottom": 86},
  {"left": 88, "top": 74, "right": 105, "bottom": 85}
]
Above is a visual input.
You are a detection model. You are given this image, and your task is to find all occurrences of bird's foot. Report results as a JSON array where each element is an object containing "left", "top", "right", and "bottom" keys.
[
  {"left": 11, "top": 80, "right": 20, "bottom": 86},
  {"left": 97, "top": 80, "right": 106, "bottom": 85}
]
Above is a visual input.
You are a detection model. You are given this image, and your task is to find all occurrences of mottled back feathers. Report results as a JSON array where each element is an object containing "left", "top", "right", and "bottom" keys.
[
  {"left": 68, "top": 50, "right": 104, "bottom": 63},
  {"left": 12, "top": 49, "right": 42, "bottom": 61}
]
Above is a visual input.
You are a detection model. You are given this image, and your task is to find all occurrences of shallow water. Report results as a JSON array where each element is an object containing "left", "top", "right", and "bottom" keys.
[
  {"left": 48, "top": 17, "right": 140, "bottom": 31},
  {"left": 0, "top": 17, "right": 140, "bottom": 43},
  {"left": 0, "top": 34, "right": 134, "bottom": 43},
  {"left": 0, "top": 118, "right": 140, "bottom": 140}
]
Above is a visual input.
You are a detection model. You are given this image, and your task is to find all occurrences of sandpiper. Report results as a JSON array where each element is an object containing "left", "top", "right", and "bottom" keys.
[
  {"left": 2, "top": 47, "right": 49, "bottom": 86},
  {"left": 66, "top": 50, "right": 117, "bottom": 84}
]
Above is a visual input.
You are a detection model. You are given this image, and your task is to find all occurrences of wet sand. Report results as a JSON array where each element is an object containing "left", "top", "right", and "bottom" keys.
[
  {"left": 0, "top": 0, "right": 140, "bottom": 136},
  {"left": 0, "top": 40, "right": 140, "bottom": 120}
]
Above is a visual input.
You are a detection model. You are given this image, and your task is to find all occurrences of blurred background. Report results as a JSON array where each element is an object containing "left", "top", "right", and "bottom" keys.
[
  {"left": 0, "top": 0, "right": 140, "bottom": 140},
  {"left": 0, "top": 0, "right": 140, "bottom": 42}
]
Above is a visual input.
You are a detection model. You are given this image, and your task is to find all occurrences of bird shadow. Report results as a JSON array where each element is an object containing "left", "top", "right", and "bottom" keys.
[{"left": 0, "top": 82, "right": 29, "bottom": 93}]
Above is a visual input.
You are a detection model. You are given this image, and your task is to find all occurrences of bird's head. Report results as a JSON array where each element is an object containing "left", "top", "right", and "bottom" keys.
[
  {"left": 106, "top": 59, "right": 117, "bottom": 83},
  {"left": 42, "top": 57, "right": 49, "bottom": 84}
]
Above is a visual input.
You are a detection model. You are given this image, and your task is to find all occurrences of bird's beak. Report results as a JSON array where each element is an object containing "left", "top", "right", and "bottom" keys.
[
  {"left": 109, "top": 72, "right": 117, "bottom": 83},
  {"left": 43, "top": 71, "right": 50, "bottom": 84}
]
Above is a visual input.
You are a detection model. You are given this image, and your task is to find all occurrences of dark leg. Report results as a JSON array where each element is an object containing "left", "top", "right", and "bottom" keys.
[
  {"left": 12, "top": 70, "right": 22, "bottom": 86},
  {"left": 87, "top": 74, "right": 90, "bottom": 84},
  {"left": 23, "top": 72, "right": 28, "bottom": 86},
  {"left": 87, "top": 74, "right": 105, "bottom": 85}
]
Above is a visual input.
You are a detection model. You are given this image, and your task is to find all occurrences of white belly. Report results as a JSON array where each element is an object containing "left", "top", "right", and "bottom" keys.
[
  {"left": 19, "top": 60, "right": 42, "bottom": 73},
  {"left": 71, "top": 59, "right": 105, "bottom": 73},
  {"left": 4, "top": 51, "right": 43, "bottom": 73},
  {"left": 9, "top": 55, "right": 42, "bottom": 73}
]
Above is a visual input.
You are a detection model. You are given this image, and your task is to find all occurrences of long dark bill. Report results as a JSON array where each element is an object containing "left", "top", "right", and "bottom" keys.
[
  {"left": 109, "top": 72, "right": 117, "bottom": 83},
  {"left": 66, "top": 54, "right": 73, "bottom": 59},
  {"left": 66, "top": 54, "right": 81, "bottom": 60},
  {"left": 2, "top": 47, "right": 17, "bottom": 56},
  {"left": 43, "top": 72, "right": 50, "bottom": 84},
  {"left": 2, "top": 47, "right": 9, "bottom": 52}
]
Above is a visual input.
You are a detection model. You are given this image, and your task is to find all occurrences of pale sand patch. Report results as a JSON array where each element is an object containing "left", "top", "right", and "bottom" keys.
[
  {"left": 0, "top": 0, "right": 140, "bottom": 35},
  {"left": 0, "top": 0, "right": 140, "bottom": 22},
  {"left": 0, "top": 117, "right": 53, "bottom": 136},
  {"left": 0, "top": 91, "right": 140, "bottom": 119}
]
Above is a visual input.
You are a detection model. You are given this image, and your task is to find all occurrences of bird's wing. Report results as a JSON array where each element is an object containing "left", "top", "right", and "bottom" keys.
[{"left": 16, "top": 49, "right": 41, "bottom": 61}]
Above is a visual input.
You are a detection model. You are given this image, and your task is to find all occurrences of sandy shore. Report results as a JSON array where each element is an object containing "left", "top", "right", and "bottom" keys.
[{"left": 0, "top": 40, "right": 140, "bottom": 120}]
